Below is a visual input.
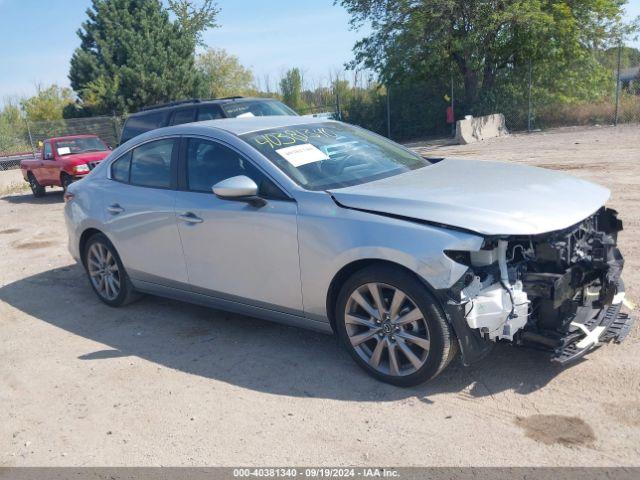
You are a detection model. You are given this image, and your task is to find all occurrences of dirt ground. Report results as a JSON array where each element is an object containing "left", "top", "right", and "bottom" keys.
[{"left": 0, "top": 124, "right": 638, "bottom": 467}]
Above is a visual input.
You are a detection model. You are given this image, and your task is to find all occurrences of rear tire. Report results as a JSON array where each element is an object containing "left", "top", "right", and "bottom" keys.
[
  {"left": 335, "top": 265, "right": 456, "bottom": 386},
  {"left": 28, "top": 173, "right": 45, "bottom": 197},
  {"left": 83, "top": 233, "right": 140, "bottom": 307}
]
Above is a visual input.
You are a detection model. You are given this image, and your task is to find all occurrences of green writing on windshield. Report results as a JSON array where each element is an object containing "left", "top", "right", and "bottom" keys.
[{"left": 251, "top": 127, "right": 339, "bottom": 150}]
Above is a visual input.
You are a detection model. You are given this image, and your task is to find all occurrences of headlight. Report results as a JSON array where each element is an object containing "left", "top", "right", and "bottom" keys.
[{"left": 73, "top": 164, "right": 90, "bottom": 174}]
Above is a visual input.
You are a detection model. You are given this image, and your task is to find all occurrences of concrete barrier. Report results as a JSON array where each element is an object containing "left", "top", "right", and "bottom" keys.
[
  {"left": 0, "top": 169, "right": 26, "bottom": 192},
  {"left": 455, "top": 113, "right": 508, "bottom": 145}
]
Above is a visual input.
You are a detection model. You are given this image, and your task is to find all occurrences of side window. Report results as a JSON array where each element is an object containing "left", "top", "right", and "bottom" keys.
[
  {"left": 197, "top": 105, "right": 223, "bottom": 121},
  {"left": 130, "top": 139, "right": 175, "bottom": 189},
  {"left": 44, "top": 142, "right": 52, "bottom": 160},
  {"left": 121, "top": 112, "right": 166, "bottom": 142},
  {"left": 111, "top": 151, "right": 132, "bottom": 183},
  {"left": 170, "top": 108, "right": 196, "bottom": 126},
  {"left": 185, "top": 138, "right": 287, "bottom": 199}
]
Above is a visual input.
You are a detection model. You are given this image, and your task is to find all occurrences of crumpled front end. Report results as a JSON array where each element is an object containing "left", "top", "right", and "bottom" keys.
[{"left": 441, "top": 207, "right": 634, "bottom": 365}]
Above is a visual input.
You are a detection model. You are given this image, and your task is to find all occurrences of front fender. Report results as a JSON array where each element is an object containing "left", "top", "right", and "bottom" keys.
[{"left": 296, "top": 194, "right": 483, "bottom": 321}]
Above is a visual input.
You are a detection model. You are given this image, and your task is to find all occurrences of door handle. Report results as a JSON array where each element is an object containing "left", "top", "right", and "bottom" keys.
[
  {"left": 107, "top": 203, "right": 124, "bottom": 214},
  {"left": 177, "top": 212, "right": 203, "bottom": 224}
]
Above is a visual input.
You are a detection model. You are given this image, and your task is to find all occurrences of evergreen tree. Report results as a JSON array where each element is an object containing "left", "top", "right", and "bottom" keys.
[{"left": 69, "top": 0, "right": 217, "bottom": 114}]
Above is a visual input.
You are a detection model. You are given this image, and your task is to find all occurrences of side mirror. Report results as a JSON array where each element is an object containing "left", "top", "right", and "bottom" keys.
[{"left": 212, "top": 175, "right": 266, "bottom": 207}]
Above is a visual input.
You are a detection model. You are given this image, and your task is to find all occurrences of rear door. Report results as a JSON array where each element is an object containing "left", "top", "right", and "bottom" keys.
[{"left": 103, "top": 137, "right": 189, "bottom": 287}]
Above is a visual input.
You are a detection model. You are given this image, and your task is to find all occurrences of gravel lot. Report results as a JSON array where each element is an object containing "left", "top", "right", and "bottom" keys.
[{"left": 1, "top": 125, "right": 638, "bottom": 466}]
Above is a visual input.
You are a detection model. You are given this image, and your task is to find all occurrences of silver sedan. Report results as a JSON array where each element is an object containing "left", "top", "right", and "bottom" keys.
[{"left": 64, "top": 116, "right": 631, "bottom": 386}]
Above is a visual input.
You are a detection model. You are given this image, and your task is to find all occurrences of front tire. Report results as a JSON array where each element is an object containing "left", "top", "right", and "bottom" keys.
[
  {"left": 61, "top": 173, "right": 73, "bottom": 193},
  {"left": 335, "top": 265, "right": 456, "bottom": 386},
  {"left": 28, "top": 173, "right": 45, "bottom": 197},
  {"left": 83, "top": 233, "right": 140, "bottom": 307}
]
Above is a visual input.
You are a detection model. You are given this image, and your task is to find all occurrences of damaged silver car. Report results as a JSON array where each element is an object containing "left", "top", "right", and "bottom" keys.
[{"left": 64, "top": 116, "right": 634, "bottom": 386}]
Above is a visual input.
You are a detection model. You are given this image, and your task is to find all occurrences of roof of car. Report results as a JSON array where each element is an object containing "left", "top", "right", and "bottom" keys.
[
  {"left": 184, "top": 115, "right": 330, "bottom": 135},
  {"left": 129, "top": 96, "right": 283, "bottom": 116},
  {"left": 115, "top": 116, "right": 334, "bottom": 152}
]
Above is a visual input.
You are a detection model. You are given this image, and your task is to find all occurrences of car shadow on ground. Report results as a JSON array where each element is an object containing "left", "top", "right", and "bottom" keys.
[
  {"left": 1, "top": 190, "right": 63, "bottom": 204},
  {"left": 0, "top": 265, "right": 568, "bottom": 402}
]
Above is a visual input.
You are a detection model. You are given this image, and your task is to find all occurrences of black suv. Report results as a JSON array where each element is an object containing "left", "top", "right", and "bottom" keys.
[{"left": 119, "top": 97, "right": 298, "bottom": 144}]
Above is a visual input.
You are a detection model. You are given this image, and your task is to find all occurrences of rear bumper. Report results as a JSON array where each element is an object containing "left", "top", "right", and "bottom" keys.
[{"left": 64, "top": 204, "right": 81, "bottom": 262}]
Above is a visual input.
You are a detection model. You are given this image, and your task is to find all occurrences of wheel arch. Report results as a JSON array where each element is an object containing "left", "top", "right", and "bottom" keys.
[
  {"left": 325, "top": 258, "right": 441, "bottom": 333},
  {"left": 78, "top": 227, "right": 104, "bottom": 267}
]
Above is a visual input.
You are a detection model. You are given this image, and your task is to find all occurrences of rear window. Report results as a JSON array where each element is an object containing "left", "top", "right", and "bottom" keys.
[
  {"left": 197, "top": 105, "right": 224, "bottom": 121},
  {"left": 55, "top": 137, "right": 107, "bottom": 156},
  {"left": 222, "top": 100, "right": 298, "bottom": 118},
  {"left": 171, "top": 108, "right": 196, "bottom": 125},
  {"left": 129, "top": 139, "right": 175, "bottom": 188},
  {"left": 121, "top": 112, "right": 167, "bottom": 143}
]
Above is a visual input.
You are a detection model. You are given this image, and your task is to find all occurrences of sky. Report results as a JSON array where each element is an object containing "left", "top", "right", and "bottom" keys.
[
  {"left": 0, "top": 0, "right": 639, "bottom": 104},
  {"left": 0, "top": 0, "right": 369, "bottom": 103}
]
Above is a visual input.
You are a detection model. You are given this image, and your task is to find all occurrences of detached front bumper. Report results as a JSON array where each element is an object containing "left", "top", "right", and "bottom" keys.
[{"left": 549, "top": 281, "right": 634, "bottom": 364}]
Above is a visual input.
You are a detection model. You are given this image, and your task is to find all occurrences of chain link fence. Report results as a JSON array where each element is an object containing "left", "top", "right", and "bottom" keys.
[
  {"left": 372, "top": 60, "right": 640, "bottom": 141},
  {"left": 1, "top": 59, "right": 638, "bottom": 168},
  {"left": 0, "top": 115, "right": 123, "bottom": 170}
]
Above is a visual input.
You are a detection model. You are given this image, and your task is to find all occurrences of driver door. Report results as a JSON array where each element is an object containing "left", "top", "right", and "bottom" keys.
[
  {"left": 174, "top": 137, "right": 303, "bottom": 313},
  {"left": 41, "top": 141, "right": 57, "bottom": 184}
]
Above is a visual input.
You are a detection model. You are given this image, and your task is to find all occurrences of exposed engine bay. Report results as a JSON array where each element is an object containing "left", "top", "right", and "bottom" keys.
[{"left": 444, "top": 207, "right": 631, "bottom": 364}]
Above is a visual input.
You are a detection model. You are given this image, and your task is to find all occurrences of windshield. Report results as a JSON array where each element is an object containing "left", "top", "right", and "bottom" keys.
[
  {"left": 241, "top": 122, "right": 430, "bottom": 190},
  {"left": 222, "top": 100, "right": 298, "bottom": 118},
  {"left": 55, "top": 137, "right": 108, "bottom": 156}
]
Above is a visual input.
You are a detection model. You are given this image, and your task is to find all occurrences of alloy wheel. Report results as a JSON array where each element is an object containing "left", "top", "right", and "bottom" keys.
[
  {"left": 87, "top": 243, "right": 121, "bottom": 301},
  {"left": 344, "top": 282, "right": 430, "bottom": 376}
]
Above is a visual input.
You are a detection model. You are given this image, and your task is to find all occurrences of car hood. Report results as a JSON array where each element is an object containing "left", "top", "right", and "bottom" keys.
[
  {"left": 63, "top": 151, "right": 110, "bottom": 164},
  {"left": 328, "top": 159, "right": 610, "bottom": 236}
]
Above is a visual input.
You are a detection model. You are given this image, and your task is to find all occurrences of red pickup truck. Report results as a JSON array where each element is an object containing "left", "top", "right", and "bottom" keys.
[{"left": 20, "top": 134, "right": 111, "bottom": 197}]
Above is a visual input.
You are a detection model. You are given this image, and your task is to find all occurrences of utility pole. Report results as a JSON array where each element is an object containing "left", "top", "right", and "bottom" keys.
[
  {"left": 112, "top": 110, "right": 120, "bottom": 146},
  {"left": 614, "top": 39, "right": 622, "bottom": 126},
  {"left": 527, "top": 58, "right": 533, "bottom": 132},
  {"left": 450, "top": 65, "right": 455, "bottom": 137},
  {"left": 24, "top": 119, "right": 36, "bottom": 159},
  {"left": 386, "top": 85, "right": 391, "bottom": 139}
]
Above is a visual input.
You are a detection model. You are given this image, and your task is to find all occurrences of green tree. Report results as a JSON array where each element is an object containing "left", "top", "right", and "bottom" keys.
[
  {"left": 69, "top": 0, "right": 218, "bottom": 114},
  {"left": 598, "top": 46, "right": 640, "bottom": 71},
  {"left": 0, "top": 98, "right": 30, "bottom": 154},
  {"left": 196, "top": 48, "right": 254, "bottom": 98},
  {"left": 338, "top": 0, "right": 633, "bottom": 111},
  {"left": 279, "top": 68, "right": 306, "bottom": 111},
  {"left": 21, "top": 84, "right": 74, "bottom": 121},
  {"left": 168, "top": 0, "right": 219, "bottom": 47}
]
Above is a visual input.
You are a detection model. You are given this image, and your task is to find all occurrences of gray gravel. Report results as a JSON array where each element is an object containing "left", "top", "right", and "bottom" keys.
[{"left": 0, "top": 124, "right": 638, "bottom": 466}]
